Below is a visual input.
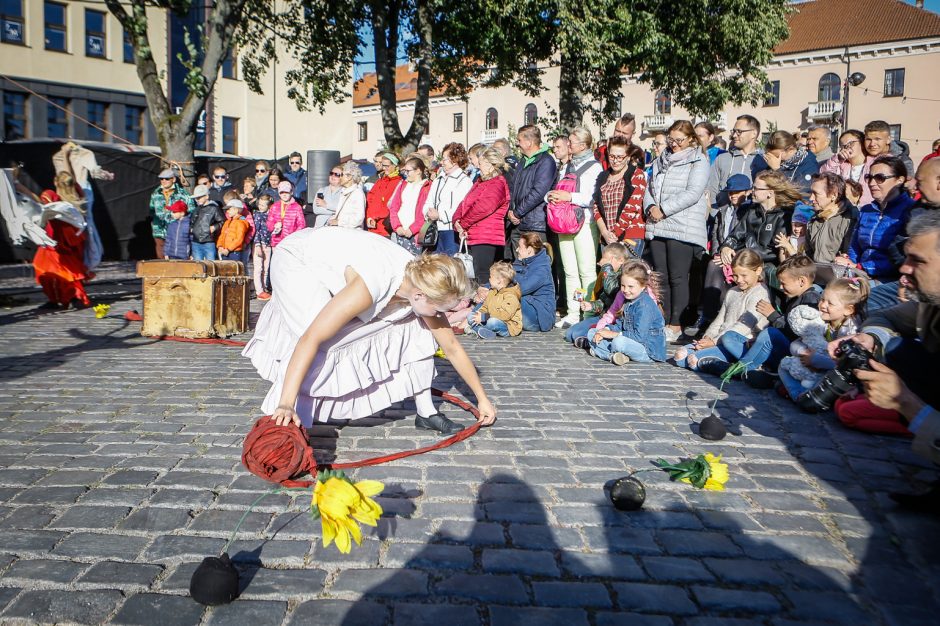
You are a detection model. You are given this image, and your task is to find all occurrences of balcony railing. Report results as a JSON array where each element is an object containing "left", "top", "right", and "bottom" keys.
[
  {"left": 643, "top": 114, "right": 674, "bottom": 133},
  {"left": 694, "top": 112, "right": 728, "bottom": 130},
  {"left": 808, "top": 100, "right": 843, "bottom": 121},
  {"left": 480, "top": 129, "right": 499, "bottom": 144}
]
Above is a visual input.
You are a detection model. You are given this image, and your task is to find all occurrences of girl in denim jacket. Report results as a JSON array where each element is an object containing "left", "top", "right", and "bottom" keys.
[{"left": 586, "top": 261, "right": 666, "bottom": 365}]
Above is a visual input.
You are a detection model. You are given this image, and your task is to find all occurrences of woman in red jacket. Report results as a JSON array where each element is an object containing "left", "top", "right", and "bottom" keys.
[
  {"left": 453, "top": 147, "right": 510, "bottom": 278},
  {"left": 365, "top": 153, "right": 402, "bottom": 237},
  {"left": 388, "top": 156, "right": 431, "bottom": 255}
]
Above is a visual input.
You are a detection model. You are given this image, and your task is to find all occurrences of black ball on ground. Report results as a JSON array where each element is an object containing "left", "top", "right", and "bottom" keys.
[
  {"left": 609, "top": 476, "right": 646, "bottom": 511},
  {"left": 698, "top": 415, "right": 727, "bottom": 441},
  {"left": 190, "top": 553, "right": 239, "bottom": 606}
]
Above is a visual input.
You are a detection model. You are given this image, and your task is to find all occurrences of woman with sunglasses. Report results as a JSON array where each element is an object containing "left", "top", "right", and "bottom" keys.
[
  {"left": 836, "top": 155, "right": 914, "bottom": 282},
  {"left": 820, "top": 129, "right": 875, "bottom": 207},
  {"left": 311, "top": 166, "right": 345, "bottom": 228}
]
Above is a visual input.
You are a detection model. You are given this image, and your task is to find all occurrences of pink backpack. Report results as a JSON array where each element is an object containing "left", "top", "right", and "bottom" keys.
[{"left": 547, "top": 161, "right": 595, "bottom": 234}]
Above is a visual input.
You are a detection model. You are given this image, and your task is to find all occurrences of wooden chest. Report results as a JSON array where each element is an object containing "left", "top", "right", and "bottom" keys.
[{"left": 136, "top": 260, "right": 250, "bottom": 338}]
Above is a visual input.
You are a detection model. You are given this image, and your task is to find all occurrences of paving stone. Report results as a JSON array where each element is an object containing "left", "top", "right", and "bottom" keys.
[
  {"left": 239, "top": 567, "right": 327, "bottom": 597},
  {"left": 383, "top": 543, "right": 474, "bottom": 570},
  {"left": 392, "top": 603, "right": 481, "bottom": 625},
  {"left": 188, "top": 509, "right": 271, "bottom": 534},
  {"left": 3, "top": 529, "right": 67, "bottom": 553},
  {"left": 77, "top": 561, "right": 163, "bottom": 589},
  {"left": 111, "top": 593, "right": 205, "bottom": 626},
  {"left": 12, "top": 486, "right": 88, "bottom": 505},
  {"left": 2, "top": 558, "right": 85, "bottom": 584},
  {"left": 508, "top": 523, "right": 584, "bottom": 550},
  {"left": 0, "top": 506, "right": 57, "bottom": 530},
  {"left": 784, "top": 590, "right": 875, "bottom": 623},
  {"left": 490, "top": 606, "right": 590, "bottom": 626},
  {"left": 532, "top": 581, "right": 612, "bottom": 607},
  {"left": 102, "top": 470, "right": 160, "bottom": 486},
  {"left": 288, "top": 599, "right": 388, "bottom": 625},
  {"left": 206, "top": 600, "right": 287, "bottom": 625},
  {"left": 50, "top": 505, "right": 130, "bottom": 529},
  {"left": 482, "top": 548, "right": 559, "bottom": 577},
  {"left": 52, "top": 532, "right": 149, "bottom": 560},
  {"left": 435, "top": 520, "right": 506, "bottom": 545},
  {"left": 119, "top": 507, "right": 193, "bottom": 532},
  {"left": 435, "top": 573, "right": 528, "bottom": 605},
  {"left": 78, "top": 487, "right": 153, "bottom": 506},
  {"left": 657, "top": 529, "right": 742, "bottom": 557},
  {"left": 611, "top": 582, "right": 698, "bottom": 615},
  {"left": 691, "top": 585, "right": 782, "bottom": 614},
  {"left": 144, "top": 535, "right": 225, "bottom": 561},
  {"left": 583, "top": 526, "right": 661, "bottom": 555},
  {"left": 3, "top": 590, "right": 122, "bottom": 624},
  {"left": 642, "top": 556, "right": 714, "bottom": 582},
  {"left": 703, "top": 558, "right": 786, "bottom": 586},
  {"left": 0, "top": 587, "right": 20, "bottom": 612},
  {"left": 332, "top": 568, "right": 429, "bottom": 598},
  {"left": 560, "top": 552, "right": 646, "bottom": 580}
]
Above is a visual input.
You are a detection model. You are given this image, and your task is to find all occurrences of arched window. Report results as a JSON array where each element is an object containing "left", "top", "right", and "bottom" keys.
[
  {"left": 485, "top": 107, "right": 498, "bottom": 130},
  {"left": 523, "top": 103, "right": 537, "bottom": 126},
  {"left": 818, "top": 73, "right": 841, "bottom": 102},
  {"left": 654, "top": 91, "right": 671, "bottom": 115}
]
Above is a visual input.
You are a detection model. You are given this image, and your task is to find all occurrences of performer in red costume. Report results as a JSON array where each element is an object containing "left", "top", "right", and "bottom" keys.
[{"left": 32, "top": 190, "right": 92, "bottom": 309}]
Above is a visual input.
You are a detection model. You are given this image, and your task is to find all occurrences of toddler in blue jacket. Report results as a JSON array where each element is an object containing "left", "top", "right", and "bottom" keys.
[{"left": 585, "top": 261, "right": 666, "bottom": 365}]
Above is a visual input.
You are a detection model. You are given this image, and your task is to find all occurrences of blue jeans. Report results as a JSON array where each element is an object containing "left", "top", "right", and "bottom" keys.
[
  {"left": 221, "top": 251, "right": 243, "bottom": 262},
  {"left": 565, "top": 316, "right": 600, "bottom": 342},
  {"left": 467, "top": 313, "right": 510, "bottom": 337},
  {"left": 435, "top": 229, "right": 459, "bottom": 255},
  {"left": 779, "top": 368, "right": 807, "bottom": 401},
  {"left": 675, "top": 331, "right": 748, "bottom": 370},
  {"left": 521, "top": 299, "right": 550, "bottom": 332},
  {"left": 867, "top": 280, "right": 900, "bottom": 313},
  {"left": 738, "top": 327, "right": 792, "bottom": 372},
  {"left": 586, "top": 328, "right": 653, "bottom": 362},
  {"left": 191, "top": 241, "right": 217, "bottom": 261}
]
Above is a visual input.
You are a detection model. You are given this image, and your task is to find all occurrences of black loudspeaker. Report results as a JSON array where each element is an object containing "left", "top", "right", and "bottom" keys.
[{"left": 306, "top": 150, "right": 341, "bottom": 198}]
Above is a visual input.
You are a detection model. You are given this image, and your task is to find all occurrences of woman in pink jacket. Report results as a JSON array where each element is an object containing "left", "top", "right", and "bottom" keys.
[
  {"left": 267, "top": 181, "right": 306, "bottom": 248},
  {"left": 388, "top": 155, "right": 431, "bottom": 255},
  {"left": 820, "top": 129, "right": 875, "bottom": 207},
  {"left": 453, "top": 147, "right": 510, "bottom": 279}
]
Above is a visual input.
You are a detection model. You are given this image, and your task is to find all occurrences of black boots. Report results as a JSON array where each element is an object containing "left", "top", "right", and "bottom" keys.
[{"left": 415, "top": 413, "right": 463, "bottom": 435}]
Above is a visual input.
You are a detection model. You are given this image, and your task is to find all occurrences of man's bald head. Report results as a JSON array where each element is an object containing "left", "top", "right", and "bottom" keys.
[{"left": 916, "top": 158, "right": 940, "bottom": 207}]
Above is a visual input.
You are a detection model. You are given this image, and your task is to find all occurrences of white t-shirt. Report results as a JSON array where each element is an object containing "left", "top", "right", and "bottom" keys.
[
  {"left": 398, "top": 181, "right": 422, "bottom": 229},
  {"left": 849, "top": 163, "right": 864, "bottom": 182}
]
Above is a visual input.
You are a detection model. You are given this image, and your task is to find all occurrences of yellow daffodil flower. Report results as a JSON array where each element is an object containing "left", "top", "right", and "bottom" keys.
[
  {"left": 312, "top": 476, "right": 384, "bottom": 553},
  {"left": 93, "top": 303, "right": 111, "bottom": 319},
  {"left": 680, "top": 453, "right": 729, "bottom": 491}
]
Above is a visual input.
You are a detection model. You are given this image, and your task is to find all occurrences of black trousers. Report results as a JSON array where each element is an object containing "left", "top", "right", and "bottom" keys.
[
  {"left": 470, "top": 244, "right": 502, "bottom": 281},
  {"left": 648, "top": 237, "right": 700, "bottom": 326},
  {"left": 702, "top": 259, "right": 730, "bottom": 322}
]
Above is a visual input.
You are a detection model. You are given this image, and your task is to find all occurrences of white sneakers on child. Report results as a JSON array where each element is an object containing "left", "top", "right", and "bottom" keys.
[{"left": 554, "top": 314, "right": 579, "bottom": 329}]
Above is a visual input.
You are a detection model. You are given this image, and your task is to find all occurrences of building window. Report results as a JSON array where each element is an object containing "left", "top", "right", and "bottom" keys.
[
  {"left": 86, "top": 101, "right": 107, "bottom": 141},
  {"left": 884, "top": 68, "right": 905, "bottom": 97},
  {"left": 3, "top": 91, "right": 27, "bottom": 139},
  {"left": 818, "top": 72, "right": 841, "bottom": 102},
  {"left": 485, "top": 107, "right": 498, "bottom": 130},
  {"left": 123, "top": 27, "right": 134, "bottom": 62},
  {"left": 654, "top": 91, "right": 671, "bottom": 115},
  {"left": 221, "top": 47, "right": 236, "bottom": 79},
  {"left": 523, "top": 103, "right": 537, "bottom": 126},
  {"left": 85, "top": 9, "right": 106, "bottom": 58},
  {"left": 764, "top": 80, "right": 780, "bottom": 107},
  {"left": 453, "top": 112, "right": 463, "bottom": 133},
  {"left": 44, "top": 1, "right": 67, "bottom": 52},
  {"left": 47, "top": 97, "right": 69, "bottom": 138},
  {"left": 125, "top": 105, "right": 144, "bottom": 144},
  {"left": 1, "top": 0, "right": 25, "bottom": 44},
  {"left": 889, "top": 124, "right": 901, "bottom": 143},
  {"left": 357, "top": 121, "right": 367, "bottom": 142},
  {"left": 221, "top": 116, "right": 238, "bottom": 154}
]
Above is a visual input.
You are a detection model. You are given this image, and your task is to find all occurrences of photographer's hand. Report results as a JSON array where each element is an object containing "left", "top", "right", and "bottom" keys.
[
  {"left": 855, "top": 360, "right": 925, "bottom": 421},
  {"left": 827, "top": 333, "right": 875, "bottom": 360}
]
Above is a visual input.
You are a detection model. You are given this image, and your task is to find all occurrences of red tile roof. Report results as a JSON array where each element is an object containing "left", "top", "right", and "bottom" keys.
[
  {"left": 352, "top": 65, "right": 448, "bottom": 107},
  {"left": 776, "top": 0, "right": 940, "bottom": 55}
]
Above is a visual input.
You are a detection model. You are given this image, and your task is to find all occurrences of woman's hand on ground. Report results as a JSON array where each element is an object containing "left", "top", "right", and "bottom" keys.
[
  {"left": 476, "top": 397, "right": 497, "bottom": 426},
  {"left": 271, "top": 405, "right": 300, "bottom": 427}
]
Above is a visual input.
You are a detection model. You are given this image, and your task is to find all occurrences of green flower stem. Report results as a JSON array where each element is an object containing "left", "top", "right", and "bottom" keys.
[
  {"left": 708, "top": 361, "right": 747, "bottom": 415},
  {"left": 220, "top": 485, "right": 312, "bottom": 555}
]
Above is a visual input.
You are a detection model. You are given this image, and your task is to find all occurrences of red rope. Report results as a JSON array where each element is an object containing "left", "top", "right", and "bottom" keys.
[{"left": 120, "top": 312, "right": 483, "bottom": 486}]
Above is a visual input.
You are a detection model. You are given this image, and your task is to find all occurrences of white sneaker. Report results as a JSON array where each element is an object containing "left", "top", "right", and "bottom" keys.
[
  {"left": 664, "top": 327, "right": 682, "bottom": 343},
  {"left": 611, "top": 353, "right": 631, "bottom": 366},
  {"left": 554, "top": 314, "right": 579, "bottom": 329}
]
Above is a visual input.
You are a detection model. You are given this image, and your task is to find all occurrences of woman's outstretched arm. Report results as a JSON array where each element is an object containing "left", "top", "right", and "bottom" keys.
[
  {"left": 271, "top": 270, "right": 373, "bottom": 426},
  {"left": 424, "top": 315, "right": 497, "bottom": 425}
]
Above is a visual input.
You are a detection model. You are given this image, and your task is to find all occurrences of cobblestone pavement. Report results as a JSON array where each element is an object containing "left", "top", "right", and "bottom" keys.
[{"left": 1, "top": 268, "right": 939, "bottom": 625}]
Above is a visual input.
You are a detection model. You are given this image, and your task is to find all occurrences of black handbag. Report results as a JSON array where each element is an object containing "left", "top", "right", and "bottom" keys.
[{"left": 420, "top": 221, "right": 439, "bottom": 248}]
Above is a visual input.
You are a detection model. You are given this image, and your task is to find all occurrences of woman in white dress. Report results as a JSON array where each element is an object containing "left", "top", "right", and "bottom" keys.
[{"left": 243, "top": 227, "right": 497, "bottom": 434}]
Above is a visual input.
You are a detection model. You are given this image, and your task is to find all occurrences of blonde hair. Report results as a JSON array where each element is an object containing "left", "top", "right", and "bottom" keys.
[
  {"left": 54, "top": 172, "right": 84, "bottom": 207},
  {"left": 825, "top": 276, "right": 870, "bottom": 317},
  {"left": 479, "top": 147, "right": 508, "bottom": 180},
  {"left": 755, "top": 170, "right": 802, "bottom": 209},
  {"left": 489, "top": 261, "right": 515, "bottom": 284},
  {"left": 569, "top": 126, "right": 594, "bottom": 150},
  {"left": 405, "top": 253, "right": 475, "bottom": 303},
  {"left": 602, "top": 242, "right": 629, "bottom": 261},
  {"left": 731, "top": 248, "right": 764, "bottom": 273}
]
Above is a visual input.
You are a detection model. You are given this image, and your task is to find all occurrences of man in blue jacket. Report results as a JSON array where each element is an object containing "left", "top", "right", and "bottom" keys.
[
  {"left": 506, "top": 125, "right": 557, "bottom": 258},
  {"left": 284, "top": 151, "right": 308, "bottom": 205}
]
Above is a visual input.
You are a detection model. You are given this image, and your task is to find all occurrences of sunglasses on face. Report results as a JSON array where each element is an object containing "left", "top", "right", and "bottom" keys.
[
  {"left": 213, "top": 174, "right": 227, "bottom": 179},
  {"left": 256, "top": 169, "right": 267, "bottom": 173},
  {"left": 330, "top": 172, "right": 342, "bottom": 177},
  {"left": 865, "top": 173, "right": 897, "bottom": 183},
  {"left": 290, "top": 161, "right": 302, "bottom": 165}
]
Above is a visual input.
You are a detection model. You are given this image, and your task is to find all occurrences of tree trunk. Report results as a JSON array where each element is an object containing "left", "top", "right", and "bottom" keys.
[
  {"left": 159, "top": 124, "right": 197, "bottom": 190},
  {"left": 558, "top": 54, "right": 586, "bottom": 132}
]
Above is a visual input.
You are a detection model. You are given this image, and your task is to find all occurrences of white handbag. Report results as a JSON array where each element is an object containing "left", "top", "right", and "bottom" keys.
[{"left": 454, "top": 237, "right": 475, "bottom": 279}]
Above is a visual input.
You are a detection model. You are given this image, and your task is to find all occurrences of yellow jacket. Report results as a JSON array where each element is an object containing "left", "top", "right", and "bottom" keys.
[{"left": 480, "top": 283, "right": 522, "bottom": 336}]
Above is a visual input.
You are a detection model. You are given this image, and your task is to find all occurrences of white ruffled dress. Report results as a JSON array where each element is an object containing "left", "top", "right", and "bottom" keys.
[{"left": 242, "top": 227, "right": 435, "bottom": 426}]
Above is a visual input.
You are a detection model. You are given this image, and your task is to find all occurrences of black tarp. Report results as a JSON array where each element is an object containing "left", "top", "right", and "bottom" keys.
[{"left": 0, "top": 139, "right": 257, "bottom": 262}]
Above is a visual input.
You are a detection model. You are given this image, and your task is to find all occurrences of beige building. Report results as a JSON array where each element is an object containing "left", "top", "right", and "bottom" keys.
[
  {"left": 351, "top": 0, "right": 940, "bottom": 164},
  {"left": 2, "top": 0, "right": 938, "bottom": 164}
]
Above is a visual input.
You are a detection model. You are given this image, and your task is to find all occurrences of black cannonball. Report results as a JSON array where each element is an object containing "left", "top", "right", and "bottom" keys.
[
  {"left": 698, "top": 415, "right": 728, "bottom": 441},
  {"left": 609, "top": 476, "right": 646, "bottom": 511},
  {"left": 190, "top": 553, "right": 239, "bottom": 606}
]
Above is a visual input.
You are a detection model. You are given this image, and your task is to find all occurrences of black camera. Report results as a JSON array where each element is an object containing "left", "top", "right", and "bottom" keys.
[{"left": 796, "top": 341, "right": 873, "bottom": 413}]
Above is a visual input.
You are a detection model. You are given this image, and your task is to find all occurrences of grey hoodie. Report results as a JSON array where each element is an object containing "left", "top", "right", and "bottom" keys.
[
  {"left": 891, "top": 140, "right": 915, "bottom": 177},
  {"left": 707, "top": 148, "right": 764, "bottom": 211}
]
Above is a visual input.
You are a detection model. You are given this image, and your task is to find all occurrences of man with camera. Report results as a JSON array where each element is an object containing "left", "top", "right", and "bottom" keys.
[{"left": 828, "top": 211, "right": 940, "bottom": 511}]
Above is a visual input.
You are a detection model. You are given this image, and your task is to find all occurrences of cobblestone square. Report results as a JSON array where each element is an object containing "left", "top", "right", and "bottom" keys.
[{"left": 0, "top": 264, "right": 938, "bottom": 624}]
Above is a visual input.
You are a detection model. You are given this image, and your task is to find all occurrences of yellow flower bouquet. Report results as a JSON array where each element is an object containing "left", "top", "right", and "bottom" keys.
[{"left": 609, "top": 453, "right": 729, "bottom": 511}]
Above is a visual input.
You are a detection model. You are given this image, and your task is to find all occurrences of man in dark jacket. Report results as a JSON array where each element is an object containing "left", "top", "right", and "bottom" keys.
[
  {"left": 190, "top": 184, "right": 225, "bottom": 261},
  {"left": 284, "top": 151, "right": 308, "bottom": 204},
  {"left": 506, "top": 125, "right": 556, "bottom": 258},
  {"left": 208, "top": 166, "right": 233, "bottom": 206}
]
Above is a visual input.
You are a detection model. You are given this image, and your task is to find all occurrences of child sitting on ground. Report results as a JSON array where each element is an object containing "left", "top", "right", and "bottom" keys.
[
  {"left": 566, "top": 242, "right": 630, "bottom": 344},
  {"left": 585, "top": 260, "right": 666, "bottom": 365},
  {"left": 467, "top": 261, "right": 522, "bottom": 339},
  {"left": 675, "top": 249, "right": 770, "bottom": 372},
  {"left": 252, "top": 195, "right": 274, "bottom": 300},
  {"left": 217, "top": 199, "right": 251, "bottom": 261},
  {"left": 164, "top": 200, "right": 191, "bottom": 260}
]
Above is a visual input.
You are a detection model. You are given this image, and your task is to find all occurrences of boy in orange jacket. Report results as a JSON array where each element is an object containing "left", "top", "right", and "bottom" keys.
[{"left": 217, "top": 199, "right": 251, "bottom": 261}]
